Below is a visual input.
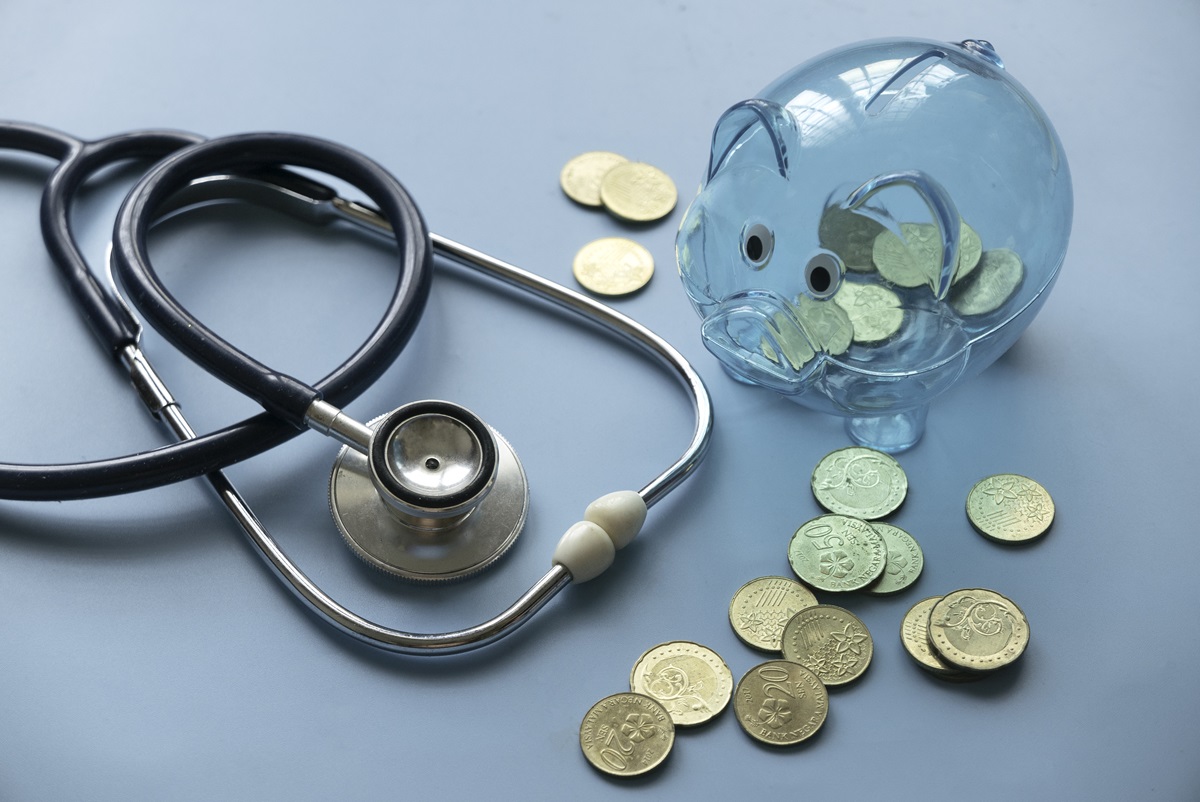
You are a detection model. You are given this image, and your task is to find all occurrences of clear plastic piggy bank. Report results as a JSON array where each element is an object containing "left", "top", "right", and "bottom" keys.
[{"left": 677, "top": 38, "right": 1072, "bottom": 451}]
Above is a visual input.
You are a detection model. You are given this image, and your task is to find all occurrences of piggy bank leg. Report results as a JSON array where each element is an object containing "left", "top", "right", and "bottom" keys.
[{"left": 845, "top": 405, "right": 928, "bottom": 453}]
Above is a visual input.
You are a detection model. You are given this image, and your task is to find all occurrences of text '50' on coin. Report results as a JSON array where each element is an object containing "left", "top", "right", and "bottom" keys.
[
  {"left": 734, "top": 661, "right": 827, "bottom": 746},
  {"left": 928, "top": 588, "right": 1029, "bottom": 672},
  {"left": 788, "top": 515, "right": 886, "bottom": 593},
  {"left": 811, "top": 446, "right": 907, "bottom": 519},
  {"left": 572, "top": 237, "right": 654, "bottom": 296},
  {"left": 781, "top": 605, "right": 873, "bottom": 687},
  {"left": 579, "top": 693, "right": 674, "bottom": 777},
  {"left": 599, "top": 162, "right": 678, "bottom": 223},
  {"left": 966, "top": 473, "right": 1054, "bottom": 543},
  {"left": 729, "top": 576, "right": 819, "bottom": 652},
  {"left": 629, "top": 641, "right": 733, "bottom": 727},
  {"left": 560, "top": 151, "right": 628, "bottom": 207}
]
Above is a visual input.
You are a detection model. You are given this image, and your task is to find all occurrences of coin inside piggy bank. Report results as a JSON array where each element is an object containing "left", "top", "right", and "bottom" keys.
[{"left": 676, "top": 38, "right": 1072, "bottom": 451}]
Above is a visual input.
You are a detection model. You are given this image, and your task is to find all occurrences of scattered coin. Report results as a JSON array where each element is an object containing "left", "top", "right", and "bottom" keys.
[
  {"left": 572, "top": 237, "right": 654, "bottom": 296},
  {"left": 832, "top": 281, "right": 905, "bottom": 345},
  {"left": 780, "top": 604, "right": 873, "bottom": 687},
  {"left": 949, "top": 247, "right": 1025, "bottom": 316},
  {"left": 579, "top": 692, "right": 675, "bottom": 777},
  {"left": 811, "top": 446, "right": 908, "bottom": 519},
  {"left": 629, "top": 641, "right": 733, "bottom": 727},
  {"left": 733, "top": 660, "right": 828, "bottom": 746},
  {"left": 560, "top": 151, "right": 629, "bottom": 207},
  {"left": 899, "top": 596, "right": 970, "bottom": 678},
  {"left": 818, "top": 206, "right": 886, "bottom": 273},
  {"left": 872, "top": 220, "right": 982, "bottom": 288},
  {"left": 927, "top": 588, "right": 1029, "bottom": 672},
  {"left": 729, "top": 576, "right": 819, "bottom": 652},
  {"left": 966, "top": 473, "right": 1054, "bottom": 543},
  {"left": 788, "top": 515, "right": 887, "bottom": 593},
  {"left": 599, "top": 161, "right": 678, "bottom": 223},
  {"left": 861, "top": 523, "right": 923, "bottom": 596}
]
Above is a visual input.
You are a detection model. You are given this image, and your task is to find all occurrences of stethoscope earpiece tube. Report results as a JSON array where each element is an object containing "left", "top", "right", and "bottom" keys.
[{"left": 111, "top": 133, "right": 433, "bottom": 427}]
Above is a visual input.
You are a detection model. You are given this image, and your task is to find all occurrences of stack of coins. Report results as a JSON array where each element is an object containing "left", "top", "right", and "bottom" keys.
[
  {"left": 900, "top": 588, "right": 1030, "bottom": 679},
  {"left": 580, "top": 641, "right": 732, "bottom": 776},
  {"left": 560, "top": 151, "right": 678, "bottom": 297}
]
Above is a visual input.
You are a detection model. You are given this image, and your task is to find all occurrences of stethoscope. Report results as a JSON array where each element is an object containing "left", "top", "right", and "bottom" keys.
[{"left": 0, "top": 122, "right": 712, "bottom": 655}]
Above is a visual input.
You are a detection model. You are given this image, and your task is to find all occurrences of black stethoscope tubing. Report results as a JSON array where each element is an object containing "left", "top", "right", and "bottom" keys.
[{"left": 0, "top": 122, "right": 432, "bottom": 500}]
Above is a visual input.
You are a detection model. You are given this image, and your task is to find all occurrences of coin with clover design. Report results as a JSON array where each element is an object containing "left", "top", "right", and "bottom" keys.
[
  {"left": 788, "top": 514, "right": 887, "bottom": 593},
  {"left": 733, "top": 660, "right": 828, "bottom": 746},
  {"left": 579, "top": 692, "right": 675, "bottom": 777}
]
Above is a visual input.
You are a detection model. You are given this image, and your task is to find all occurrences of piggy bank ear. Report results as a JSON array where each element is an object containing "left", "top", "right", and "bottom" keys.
[{"left": 706, "top": 99, "right": 796, "bottom": 185}]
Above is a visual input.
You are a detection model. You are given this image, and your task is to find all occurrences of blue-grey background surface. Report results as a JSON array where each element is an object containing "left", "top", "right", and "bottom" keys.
[{"left": 1, "top": 1, "right": 1196, "bottom": 799}]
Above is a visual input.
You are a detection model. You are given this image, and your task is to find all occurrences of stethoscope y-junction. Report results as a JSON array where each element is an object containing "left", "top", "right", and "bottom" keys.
[{"left": 0, "top": 122, "right": 712, "bottom": 655}]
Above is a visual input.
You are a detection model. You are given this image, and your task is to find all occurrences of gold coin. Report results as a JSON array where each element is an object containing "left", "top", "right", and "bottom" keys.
[
  {"left": 572, "top": 237, "right": 654, "bottom": 296},
  {"left": 872, "top": 221, "right": 982, "bottom": 289},
  {"left": 579, "top": 692, "right": 675, "bottom": 777},
  {"left": 811, "top": 446, "right": 908, "bottom": 520},
  {"left": 560, "top": 151, "right": 628, "bottom": 207},
  {"left": 966, "top": 473, "right": 1054, "bottom": 543},
  {"left": 599, "top": 161, "right": 678, "bottom": 223},
  {"left": 899, "top": 596, "right": 969, "bottom": 677},
  {"left": 928, "top": 588, "right": 1029, "bottom": 672},
  {"left": 832, "top": 281, "right": 904, "bottom": 345},
  {"left": 788, "top": 515, "right": 887, "bottom": 593},
  {"left": 729, "top": 576, "right": 819, "bottom": 652},
  {"left": 733, "top": 660, "right": 828, "bottom": 746},
  {"left": 818, "top": 206, "right": 885, "bottom": 273},
  {"left": 950, "top": 248, "right": 1024, "bottom": 316},
  {"left": 760, "top": 310, "right": 815, "bottom": 370},
  {"left": 629, "top": 641, "right": 733, "bottom": 727},
  {"left": 861, "top": 523, "right": 923, "bottom": 596},
  {"left": 792, "top": 294, "right": 852, "bottom": 356},
  {"left": 780, "top": 604, "right": 873, "bottom": 686}
]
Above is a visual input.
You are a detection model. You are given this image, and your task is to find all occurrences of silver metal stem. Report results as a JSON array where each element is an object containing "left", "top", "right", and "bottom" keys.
[
  {"left": 119, "top": 344, "right": 571, "bottom": 655},
  {"left": 304, "top": 398, "right": 373, "bottom": 452}
]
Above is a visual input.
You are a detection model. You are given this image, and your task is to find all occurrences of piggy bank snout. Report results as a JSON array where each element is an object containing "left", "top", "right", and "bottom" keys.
[{"left": 700, "top": 290, "right": 821, "bottom": 394}]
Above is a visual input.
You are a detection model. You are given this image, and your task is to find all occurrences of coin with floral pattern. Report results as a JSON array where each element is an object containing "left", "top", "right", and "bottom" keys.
[
  {"left": 781, "top": 605, "right": 873, "bottom": 687},
  {"left": 966, "top": 474, "right": 1054, "bottom": 543}
]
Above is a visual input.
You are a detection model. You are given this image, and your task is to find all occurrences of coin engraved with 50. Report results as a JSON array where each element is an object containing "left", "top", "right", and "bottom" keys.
[{"left": 788, "top": 515, "right": 887, "bottom": 592}]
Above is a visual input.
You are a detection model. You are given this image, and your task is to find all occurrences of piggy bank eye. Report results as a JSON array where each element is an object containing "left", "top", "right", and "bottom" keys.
[
  {"left": 804, "top": 252, "right": 842, "bottom": 299},
  {"left": 741, "top": 222, "right": 774, "bottom": 269}
]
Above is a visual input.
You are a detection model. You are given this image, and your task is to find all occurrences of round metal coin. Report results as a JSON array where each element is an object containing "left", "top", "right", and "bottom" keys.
[
  {"left": 729, "top": 576, "right": 819, "bottom": 652},
  {"left": 733, "top": 661, "right": 828, "bottom": 746},
  {"left": 811, "top": 446, "right": 908, "bottom": 519},
  {"left": 872, "top": 221, "right": 982, "bottom": 289},
  {"left": 788, "top": 515, "right": 887, "bottom": 592},
  {"left": 899, "top": 596, "right": 969, "bottom": 677},
  {"left": 572, "top": 237, "right": 654, "bottom": 296},
  {"left": 599, "top": 161, "right": 678, "bottom": 223},
  {"left": 579, "top": 692, "right": 675, "bottom": 777},
  {"left": 832, "top": 281, "right": 905, "bottom": 345},
  {"left": 928, "top": 588, "right": 1030, "bottom": 672},
  {"left": 781, "top": 604, "right": 873, "bottom": 687},
  {"left": 862, "top": 523, "right": 924, "bottom": 596},
  {"left": 950, "top": 248, "right": 1024, "bottom": 316},
  {"left": 629, "top": 641, "right": 733, "bottom": 727},
  {"left": 966, "top": 473, "right": 1054, "bottom": 543},
  {"left": 818, "top": 206, "right": 886, "bottom": 272},
  {"left": 560, "top": 150, "right": 629, "bottom": 207}
]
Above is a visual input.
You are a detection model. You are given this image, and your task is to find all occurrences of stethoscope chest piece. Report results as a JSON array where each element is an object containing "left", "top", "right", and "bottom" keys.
[{"left": 329, "top": 400, "right": 528, "bottom": 581}]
